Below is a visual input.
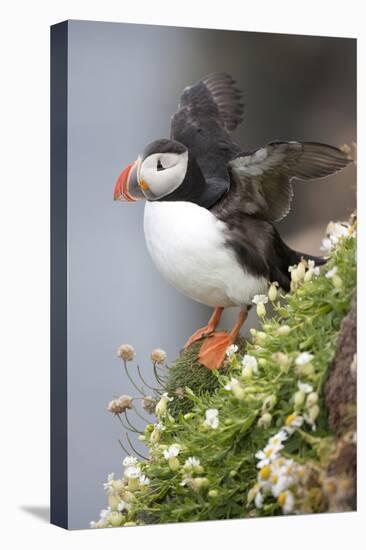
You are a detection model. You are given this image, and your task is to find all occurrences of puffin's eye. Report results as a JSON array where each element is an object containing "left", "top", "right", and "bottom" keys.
[{"left": 157, "top": 159, "right": 165, "bottom": 171}]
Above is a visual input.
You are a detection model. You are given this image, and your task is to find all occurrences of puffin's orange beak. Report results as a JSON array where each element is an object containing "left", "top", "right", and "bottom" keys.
[{"left": 114, "top": 161, "right": 142, "bottom": 201}]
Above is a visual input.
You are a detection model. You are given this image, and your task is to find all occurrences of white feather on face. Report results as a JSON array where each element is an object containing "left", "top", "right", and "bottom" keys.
[{"left": 138, "top": 151, "right": 188, "bottom": 199}]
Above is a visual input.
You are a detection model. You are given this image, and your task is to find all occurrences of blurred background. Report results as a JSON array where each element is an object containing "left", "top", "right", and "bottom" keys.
[{"left": 66, "top": 20, "right": 356, "bottom": 528}]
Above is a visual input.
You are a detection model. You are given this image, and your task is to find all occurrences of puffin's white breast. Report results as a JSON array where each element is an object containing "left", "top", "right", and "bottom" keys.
[{"left": 143, "top": 201, "right": 267, "bottom": 308}]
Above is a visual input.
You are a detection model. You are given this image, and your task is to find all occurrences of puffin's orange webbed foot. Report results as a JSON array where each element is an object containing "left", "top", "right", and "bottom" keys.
[
  {"left": 184, "top": 307, "right": 224, "bottom": 349},
  {"left": 198, "top": 309, "right": 249, "bottom": 370},
  {"left": 198, "top": 332, "right": 234, "bottom": 370}
]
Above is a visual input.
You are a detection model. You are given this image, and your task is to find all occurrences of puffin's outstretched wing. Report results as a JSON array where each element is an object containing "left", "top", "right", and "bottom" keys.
[
  {"left": 226, "top": 141, "right": 351, "bottom": 222},
  {"left": 170, "top": 73, "right": 244, "bottom": 186}
]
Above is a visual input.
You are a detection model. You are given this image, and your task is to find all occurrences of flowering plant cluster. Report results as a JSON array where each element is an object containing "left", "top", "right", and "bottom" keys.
[{"left": 91, "top": 216, "right": 356, "bottom": 527}]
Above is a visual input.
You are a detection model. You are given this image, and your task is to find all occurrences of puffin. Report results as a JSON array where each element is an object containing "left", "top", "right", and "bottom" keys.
[{"left": 114, "top": 73, "right": 351, "bottom": 370}]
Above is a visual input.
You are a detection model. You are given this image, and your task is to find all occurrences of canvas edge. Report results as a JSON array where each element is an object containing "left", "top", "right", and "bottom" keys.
[{"left": 50, "top": 19, "right": 68, "bottom": 530}]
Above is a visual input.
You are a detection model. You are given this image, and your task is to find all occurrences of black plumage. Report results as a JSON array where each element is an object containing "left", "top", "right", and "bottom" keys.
[{"left": 167, "top": 72, "right": 350, "bottom": 291}]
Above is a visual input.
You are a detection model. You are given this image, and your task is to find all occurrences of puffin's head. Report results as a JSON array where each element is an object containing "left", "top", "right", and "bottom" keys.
[{"left": 113, "top": 139, "right": 188, "bottom": 202}]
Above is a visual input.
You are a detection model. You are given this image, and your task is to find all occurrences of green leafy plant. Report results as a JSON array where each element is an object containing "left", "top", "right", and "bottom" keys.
[{"left": 91, "top": 218, "right": 356, "bottom": 528}]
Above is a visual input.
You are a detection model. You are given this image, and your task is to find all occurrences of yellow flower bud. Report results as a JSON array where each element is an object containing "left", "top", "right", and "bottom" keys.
[
  {"left": 208, "top": 489, "right": 219, "bottom": 498},
  {"left": 296, "top": 261, "right": 306, "bottom": 280},
  {"left": 168, "top": 456, "right": 180, "bottom": 471},
  {"left": 291, "top": 269, "right": 300, "bottom": 283},
  {"left": 257, "top": 412, "right": 272, "bottom": 429},
  {"left": 306, "top": 392, "right": 318, "bottom": 408},
  {"left": 268, "top": 283, "right": 278, "bottom": 302},
  {"left": 256, "top": 302, "right": 266, "bottom": 318},
  {"left": 301, "top": 363, "right": 315, "bottom": 377},
  {"left": 294, "top": 390, "right": 305, "bottom": 408},
  {"left": 262, "top": 395, "right": 277, "bottom": 411},
  {"left": 277, "top": 325, "right": 291, "bottom": 337},
  {"left": 123, "top": 491, "right": 135, "bottom": 503},
  {"left": 108, "top": 495, "right": 120, "bottom": 511},
  {"left": 109, "top": 512, "right": 124, "bottom": 526},
  {"left": 304, "top": 270, "right": 313, "bottom": 282},
  {"left": 190, "top": 477, "right": 209, "bottom": 491},
  {"left": 308, "top": 404, "right": 320, "bottom": 423},
  {"left": 124, "top": 521, "right": 137, "bottom": 527},
  {"left": 150, "top": 429, "right": 161, "bottom": 443},
  {"left": 232, "top": 384, "right": 246, "bottom": 401},
  {"left": 155, "top": 398, "right": 168, "bottom": 418},
  {"left": 256, "top": 331, "right": 267, "bottom": 344},
  {"left": 127, "top": 478, "right": 140, "bottom": 492},
  {"left": 113, "top": 479, "right": 125, "bottom": 493},
  {"left": 272, "top": 352, "right": 291, "bottom": 372}
]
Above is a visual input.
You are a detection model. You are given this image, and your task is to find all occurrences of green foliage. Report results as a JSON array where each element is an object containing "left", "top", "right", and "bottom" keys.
[{"left": 93, "top": 222, "right": 356, "bottom": 528}]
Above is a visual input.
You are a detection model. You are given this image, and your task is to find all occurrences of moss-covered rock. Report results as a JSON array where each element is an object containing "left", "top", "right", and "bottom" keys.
[{"left": 165, "top": 338, "right": 246, "bottom": 416}]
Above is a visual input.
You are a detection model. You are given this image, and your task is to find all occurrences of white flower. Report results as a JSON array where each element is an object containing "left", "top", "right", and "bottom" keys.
[
  {"left": 304, "top": 260, "right": 321, "bottom": 281},
  {"left": 297, "top": 381, "right": 313, "bottom": 393},
  {"left": 180, "top": 475, "right": 192, "bottom": 487},
  {"left": 320, "top": 237, "right": 332, "bottom": 254},
  {"left": 268, "top": 430, "right": 288, "bottom": 447},
  {"left": 123, "top": 456, "right": 138, "bottom": 467},
  {"left": 252, "top": 294, "right": 269, "bottom": 317},
  {"left": 252, "top": 294, "right": 268, "bottom": 305},
  {"left": 224, "top": 377, "right": 240, "bottom": 391},
  {"left": 321, "top": 222, "right": 350, "bottom": 254},
  {"left": 150, "top": 348, "right": 167, "bottom": 364},
  {"left": 203, "top": 408, "right": 219, "bottom": 429},
  {"left": 295, "top": 352, "right": 314, "bottom": 366},
  {"left": 117, "top": 344, "right": 135, "bottom": 361},
  {"left": 331, "top": 222, "right": 350, "bottom": 240},
  {"left": 226, "top": 344, "right": 238, "bottom": 358},
  {"left": 124, "top": 466, "right": 141, "bottom": 480},
  {"left": 307, "top": 260, "right": 320, "bottom": 275},
  {"left": 242, "top": 354, "right": 258, "bottom": 373},
  {"left": 155, "top": 422, "right": 165, "bottom": 432},
  {"left": 271, "top": 474, "right": 294, "bottom": 498},
  {"left": 155, "top": 392, "right": 173, "bottom": 418},
  {"left": 284, "top": 413, "right": 304, "bottom": 434},
  {"left": 256, "top": 440, "right": 284, "bottom": 468},
  {"left": 139, "top": 474, "right": 150, "bottom": 486},
  {"left": 99, "top": 507, "right": 112, "bottom": 521},
  {"left": 325, "top": 266, "right": 338, "bottom": 279},
  {"left": 304, "top": 404, "right": 320, "bottom": 431},
  {"left": 185, "top": 457, "right": 200, "bottom": 468},
  {"left": 254, "top": 491, "right": 264, "bottom": 509},
  {"left": 103, "top": 473, "right": 115, "bottom": 495},
  {"left": 278, "top": 490, "right": 295, "bottom": 514},
  {"left": 163, "top": 445, "right": 181, "bottom": 459},
  {"left": 224, "top": 377, "right": 245, "bottom": 400}
]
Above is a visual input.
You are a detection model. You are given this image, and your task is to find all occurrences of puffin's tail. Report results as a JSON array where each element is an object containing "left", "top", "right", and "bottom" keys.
[{"left": 270, "top": 228, "right": 327, "bottom": 292}]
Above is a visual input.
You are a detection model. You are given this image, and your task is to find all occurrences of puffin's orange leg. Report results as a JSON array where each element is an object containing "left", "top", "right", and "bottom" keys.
[
  {"left": 198, "top": 309, "right": 248, "bottom": 370},
  {"left": 184, "top": 307, "right": 224, "bottom": 349}
]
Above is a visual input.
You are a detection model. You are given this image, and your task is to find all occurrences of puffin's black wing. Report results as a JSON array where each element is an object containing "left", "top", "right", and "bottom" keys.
[
  {"left": 226, "top": 141, "right": 351, "bottom": 222},
  {"left": 170, "top": 73, "right": 244, "bottom": 187}
]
